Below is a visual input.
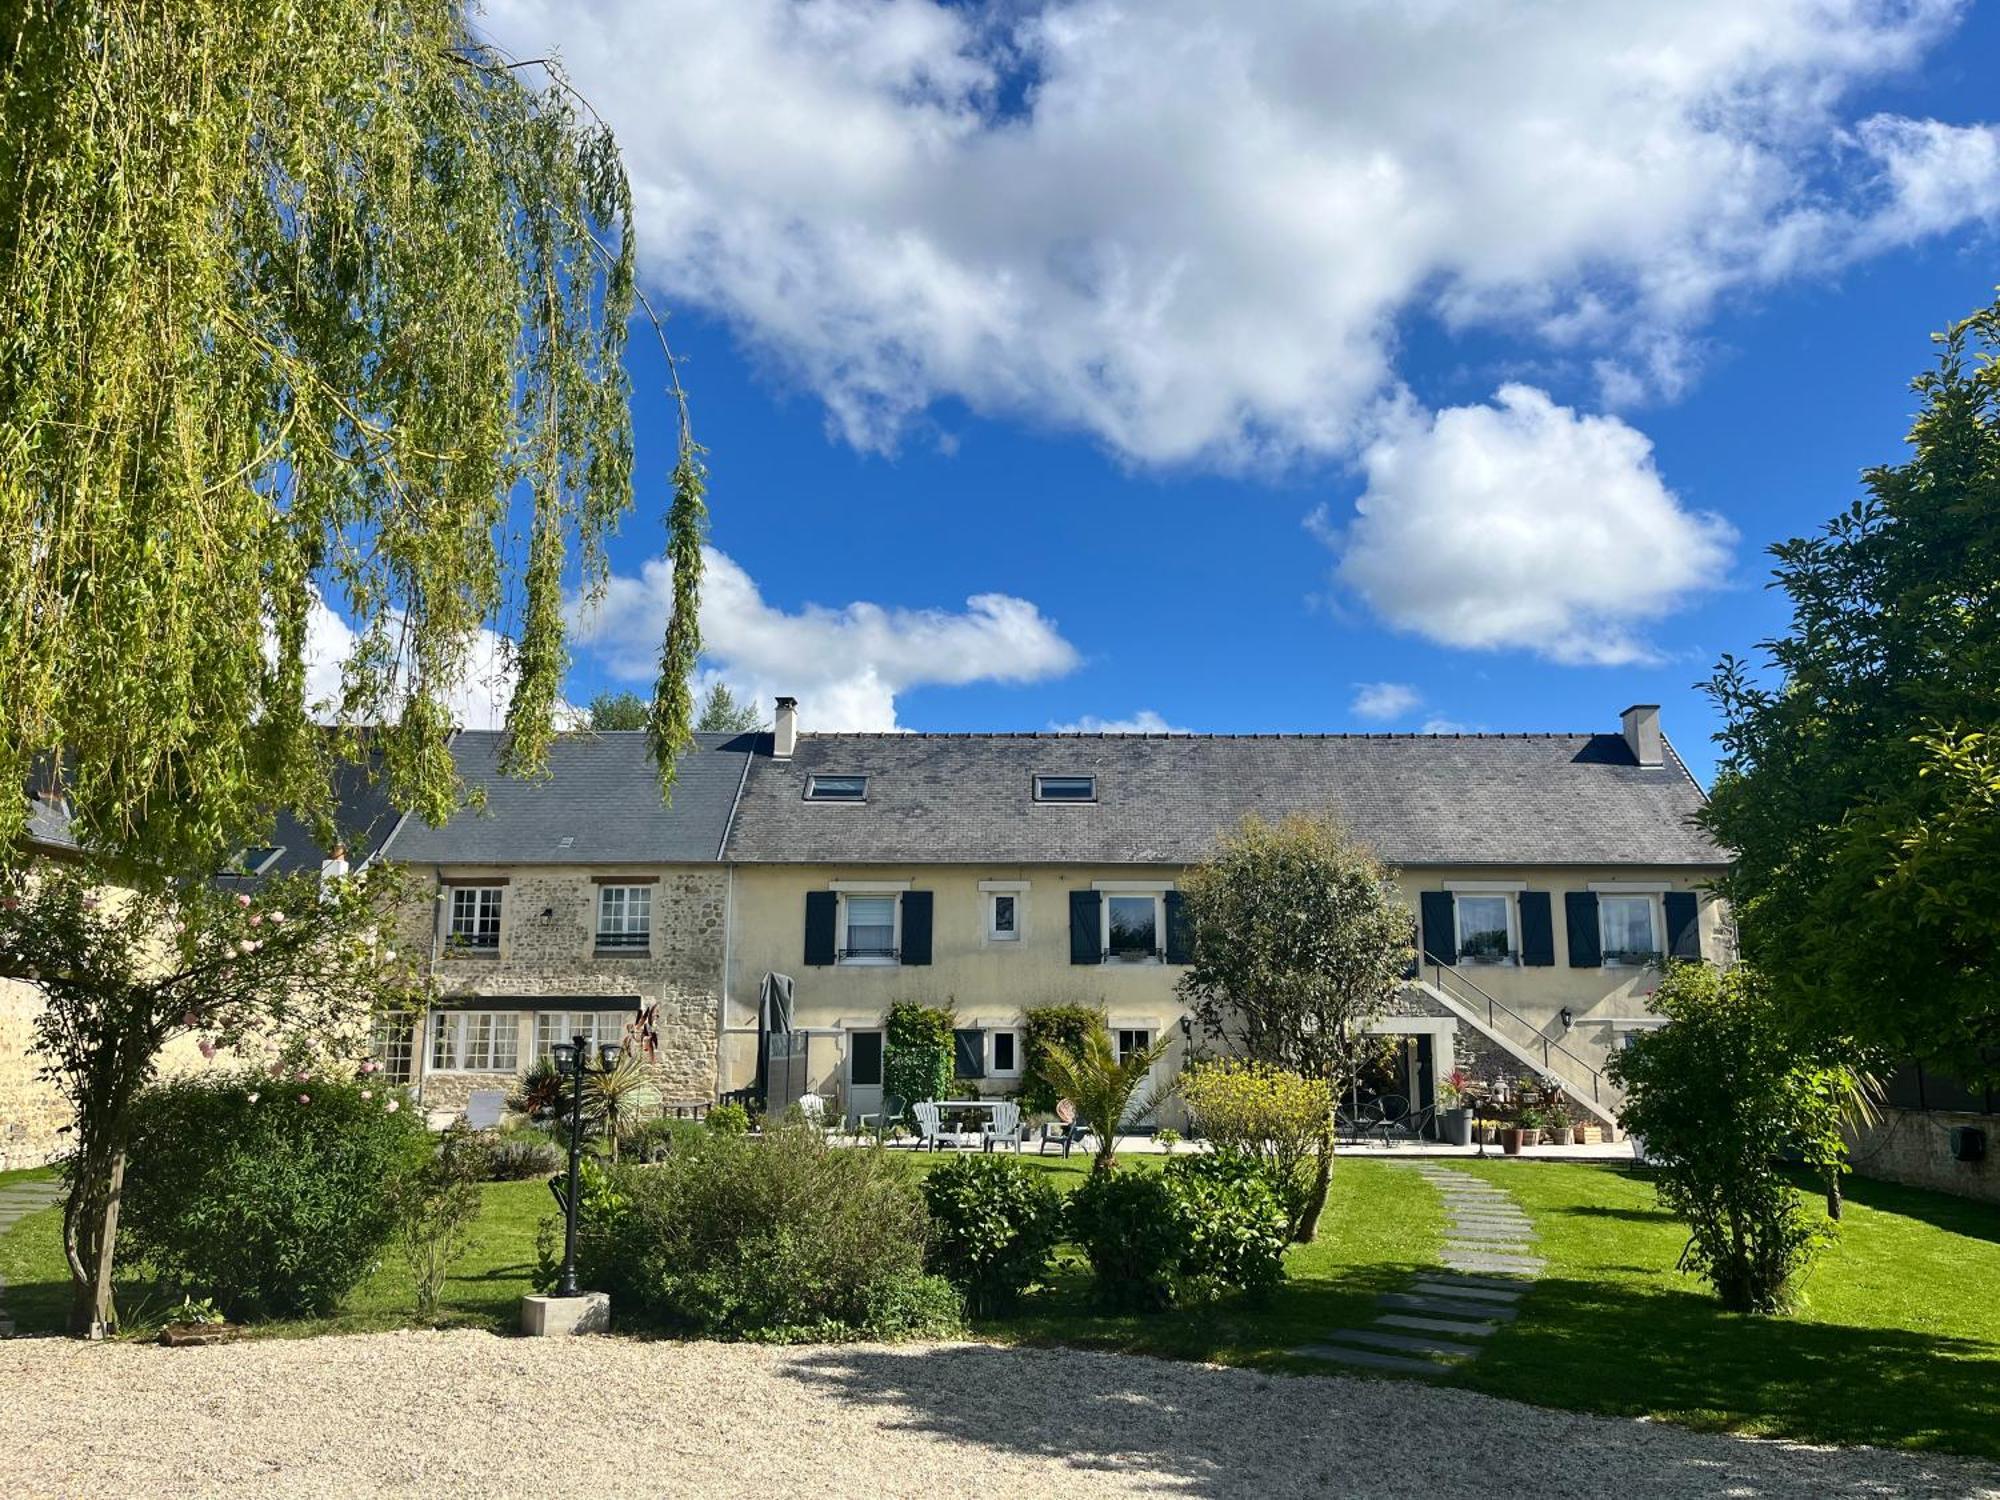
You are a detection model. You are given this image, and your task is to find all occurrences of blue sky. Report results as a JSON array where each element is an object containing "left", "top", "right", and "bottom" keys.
[{"left": 469, "top": 1, "right": 2000, "bottom": 785}]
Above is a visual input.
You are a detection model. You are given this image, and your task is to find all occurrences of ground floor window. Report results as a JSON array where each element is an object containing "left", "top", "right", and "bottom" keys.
[
  {"left": 368, "top": 1010, "right": 415, "bottom": 1086},
  {"left": 1114, "top": 1028, "right": 1153, "bottom": 1065},
  {"left": 990, "top": 1028, "right": 1021, "bottom": 1076},
  {"left": 535, "top": 1010, "right": 627, "bottom": 1062},
  {"left": 431, "top": 1011, "right": 521, "bottom": 1072},
  {"left": 848, "top": 1030, "right": 885, "bottom": 1088}
]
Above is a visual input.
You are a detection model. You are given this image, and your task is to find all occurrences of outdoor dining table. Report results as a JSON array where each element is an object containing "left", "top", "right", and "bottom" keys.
[{"left": 932, "top": 1099, "right": 1002, "bottom": 1147}]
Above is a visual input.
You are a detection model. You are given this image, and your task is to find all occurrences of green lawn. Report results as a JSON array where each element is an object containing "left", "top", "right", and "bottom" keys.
[
  {"left": 5, "top": 1148, "right": 1997, "bottom": 1461},
  {"left": 1446, "top": 1160, "right": 2000, "bottom": 1458}
]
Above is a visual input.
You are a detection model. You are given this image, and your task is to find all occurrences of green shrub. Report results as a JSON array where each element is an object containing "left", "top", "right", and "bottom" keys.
[
  {"left": 1021, "top": 1005, "right": 1104, "bottom": 1115},
  {"left": 551, "top": 1122, "right": 961, "bottom": 1341},
  {"left": 483, "top": 1134, "right": 564, "bottom": 1180},
  {"left": 1180, "top": 1059, "right": 1334, "bottom": 1240},
  {"left": 885, "top": 1002, "right": 953, "bottom": 1114},
  {"left": 1163, "top": 1149, "right": 1289, "bottom": 1299},
  {"left": 1066, "top": 1168, "right": 1188, "bottom": 1311},
  {"left": 388, "top": 1126, "right": 485, "bottom": 1319},
  {"left": 707, "top": 1102, "right": 751, "bottom": 1136},
  {"left": 1610, "top": 962, "right": 1848, "bottom": 1313},
  {"left": 920, "top": 1154, "right": 1066, "bottom": 1314},
  {"left": 118, "top": 1067, "right": 428, "bottom": 1320},
  {"left": 626, "top": 1115, "right": 704, "bottom": 1163},
  {"left": 511, "top": 1057, "right": 569, "bottom": 1123}
]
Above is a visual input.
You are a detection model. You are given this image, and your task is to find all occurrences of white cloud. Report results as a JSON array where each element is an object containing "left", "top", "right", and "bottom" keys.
[
  {"left": 1331, "top": 385, "right": 1736, "bottom": 666},
  {"left": 298, "top": 595, "right": 548, "bottom": 732},
  {"left": 1349, "top": 682, "right": 1421, "bottom": 722},
  {"left": 569, "top": 546, "right": 1079, "bottom": 730},
  {"left": 1853, "top": 114, "right": 2000, "bottom": 244},
  {"left": 481, "top": 0, "right": 1978, "bottom": 465},
  {"left": 1419, "top": 716, "right": 1471, "bottom": 735},
  {"left": 1047, "top": 710, "right": 1187, "bottom": 734}
]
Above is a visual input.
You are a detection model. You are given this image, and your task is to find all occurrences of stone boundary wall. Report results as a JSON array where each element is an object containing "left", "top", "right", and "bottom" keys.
[{"left": 1848, "top": 1107, "right": 1996, "bottom": 1204}]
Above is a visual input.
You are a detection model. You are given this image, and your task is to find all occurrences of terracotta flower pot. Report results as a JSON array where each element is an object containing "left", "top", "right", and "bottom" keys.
[{"left": 1501, "top": 1127, "right": 1525, "bottom": 1155}]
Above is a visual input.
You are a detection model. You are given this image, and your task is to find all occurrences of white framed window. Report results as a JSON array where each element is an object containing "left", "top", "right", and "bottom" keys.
[
  {"left": 990, "top": 1028, "right": 1022, "bottom": 1077},
  {"left": 805, "top": 774, "right": 868, "bottom": 802},
  {"left": 1454, "top": 893, "right": 1516, "bottom": 964},
  {"left": 839, "top": 892, "right": 899, "bottom": 964},
  {"left": 1034, "top": 774, "right": 1096, "bottom": 803},
  {"left": 1599, "top": 895, "right": 1661, "bottom": 966},
  {"left": 595, "top": 885, "right": 652, "bottom": 951},
  {"left": 988, "top": 891, "right": 1020, "bottom": 942},
  {"left": 368, "top": 1010, "right": 415, "bottom": 1086},
  {"left": 431, "top": 1011, "right": 521, "bottom": 1072},
  {"left": 445, "top": 886, "right": 503, "bottom": 952},
  {"left": 1103, "top": 893, "right": 1162, "bottom": 963},
  {"left": 535, "top": 1010, "right": 627, "bottom": 1061},
  {"left": 1114, "top": 1028, "right": 1154, "bottom": 1065}
]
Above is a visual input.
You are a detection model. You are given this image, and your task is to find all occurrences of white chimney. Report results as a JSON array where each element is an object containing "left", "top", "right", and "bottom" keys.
[
  {"left": 1620, "top": 703, "right": 1663, "bottom": 767},
  {"left": 773, "top": 696, "right": 799, "bottom": 759}
]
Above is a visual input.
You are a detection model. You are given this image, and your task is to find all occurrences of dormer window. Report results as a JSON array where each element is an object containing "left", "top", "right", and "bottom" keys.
[
  {"left": 1034, "top": 775, "right": 1095, "bottom": 803},
  {"left": 805, "top": 774, "right": 867, "bottom": 802},
  {"left": 225, "top": 847, "right": 285, "bottom": 877}
]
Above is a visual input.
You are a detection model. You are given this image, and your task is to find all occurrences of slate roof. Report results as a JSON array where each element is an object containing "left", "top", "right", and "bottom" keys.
[
  {"left": 215, "top": 754, "right": 405, "bottom": 887},
  {"left": 380, "top": 730, "right": 754, "bottom": 866},
  {"left": 722, "top": 732, "right": 1726, "bottom": 868}
]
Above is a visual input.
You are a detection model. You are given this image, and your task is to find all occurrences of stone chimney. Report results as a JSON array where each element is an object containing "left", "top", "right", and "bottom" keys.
[
  {"left": 1620, "top": 703, "right": 1663, "bottom": 767},
  {"left": 773, "top": 696, "right": 799, "bottom": 759}
]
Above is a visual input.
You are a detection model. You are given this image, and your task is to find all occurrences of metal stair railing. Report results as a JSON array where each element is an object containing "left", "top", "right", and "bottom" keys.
[{"left": 1425, "top": 959, "right": 1618, "bottom": 1108}]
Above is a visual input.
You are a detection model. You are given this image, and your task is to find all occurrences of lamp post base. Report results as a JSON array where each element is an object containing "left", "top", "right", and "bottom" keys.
[{"left": 520, "top": 1292, "right": 610, "bottom": 1337}]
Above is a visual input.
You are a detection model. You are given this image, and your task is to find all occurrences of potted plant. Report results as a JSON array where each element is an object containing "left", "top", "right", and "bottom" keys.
[
  {"left": 1437, "top": 1070, "right": 1473, "bottom": 1146},
  {"left": 1515, "top": 1105, "right": 1544, "bottom": 1148},
  {"left": 159, "top": 1295, "right": 238, "bottom": 1347}
]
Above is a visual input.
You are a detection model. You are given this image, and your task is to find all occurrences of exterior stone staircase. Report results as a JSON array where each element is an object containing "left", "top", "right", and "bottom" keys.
[{"left": 1414, "top": 963, "right": 1621, "bottom": 1127}]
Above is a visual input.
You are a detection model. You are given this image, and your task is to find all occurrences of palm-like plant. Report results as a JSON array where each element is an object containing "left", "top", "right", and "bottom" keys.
[
  {"left": 584, "top": 1052, "right": 658, "bottom": 1163},
  {"left": 1037, "top": 1025, "right": 1172, "bottom": 1173}
]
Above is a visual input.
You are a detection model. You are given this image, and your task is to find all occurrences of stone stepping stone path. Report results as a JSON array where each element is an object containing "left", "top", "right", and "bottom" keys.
[
  {"left": 0, "top": 1177, "right": 62, "bottom": 1337},
  {"left": 1292, "top": 1165, "right": 1542, "bottom": 1377}
]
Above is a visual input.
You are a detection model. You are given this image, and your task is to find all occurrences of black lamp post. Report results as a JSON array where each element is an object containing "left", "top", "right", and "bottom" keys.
[{"left": 549, "top": 1034, "right": 623, "bottom": 1300}]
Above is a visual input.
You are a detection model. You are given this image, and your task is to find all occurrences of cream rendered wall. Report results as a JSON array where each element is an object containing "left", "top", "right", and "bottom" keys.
[{"left": 722, "top": 861, "right": 1732, "bottom": 1109}]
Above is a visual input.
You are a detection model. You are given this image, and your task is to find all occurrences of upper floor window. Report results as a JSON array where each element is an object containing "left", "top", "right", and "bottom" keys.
[
  {"left": 840, "top": 893, "right": 898, "bottom": 963},
  {"left": 446, "top": 886, "right": 503, "bottom": 951},
  {"left": 806, "top": 774, "right": 867, "bottom": 802},
  {"left": 988, "top": 891, "right": 1019, "bottom": 942},
  {"left": 1599, "top": 894, "right": 1660, "bottom": 966},
  {"left": 1454, "top": 893, "right": 1515, "bottom": 964},
  {"left": 1034, "top": 775, "right": 1095, "bottom": 803},
  {"left": 1105, "top": 893, "right": 1161, "bottom": 962},
  {"left": 596, "top": 885, "right": 652, "bottom": 951}
]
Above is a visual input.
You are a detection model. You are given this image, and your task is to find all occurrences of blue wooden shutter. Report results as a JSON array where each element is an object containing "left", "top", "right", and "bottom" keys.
[
  {"left": 953, "top": 1028, "right": 986, "bottom": 1079},
  {"left": 804, "top": 891, "right": 837, "bottom": 966},
  {"left": 1069, "top": 890, "right": 1102, "bottom": 964},
  {"left": 1419, "top": 890, "right": 1457, "bottom": 965},
  {"left": 1664, "top": 892, "right": 1701, "bottom": 960},
  {"left": 901, "top": 891, "right": 933, "bottom": 965},
  {"left": 1519, "top": 891, "right": 1555, "bottom": 967},
  {"left": 1564, "top": 892, "right": 1601, "bottom": 967},
  {"left": 1163, "top": 890, "right": 1191, "bottom": 964}
]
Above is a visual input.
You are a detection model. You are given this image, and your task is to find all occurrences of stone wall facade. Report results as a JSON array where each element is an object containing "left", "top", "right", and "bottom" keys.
[
  {"left": 1848, "top": 1108, "right": 1997, "bottom": 1205},
  {"left": 399, "top": 864, "right": 728, "bottom": 1114},
  {"left": 0, "top": 977, "right": 64, "bottom": 1171}
]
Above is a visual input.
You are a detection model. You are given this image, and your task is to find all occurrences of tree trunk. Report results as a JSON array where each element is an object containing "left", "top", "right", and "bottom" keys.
[
  {"left": 88, "top": 1149, "right": 125, "bottom": 1338},
  {"left": 1295, "top": 1126, "right": 1336, "bottom": 1241},
  {"left": 1825, "top": 1167, "right": 1842, "bottom": 1222}
]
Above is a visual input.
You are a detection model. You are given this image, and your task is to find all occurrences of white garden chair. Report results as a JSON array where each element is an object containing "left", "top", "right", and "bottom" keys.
[
  {"left": 982, "top": 1099, "right": 1024, "bottom": 1153},
  {"left": 912, "top": 1101, "right": 958, "bottom": 1151}
]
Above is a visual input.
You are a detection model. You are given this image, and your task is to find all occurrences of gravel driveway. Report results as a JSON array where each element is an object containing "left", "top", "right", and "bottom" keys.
[{"left": 4, "top": 1331, "right": 1996, "bottom": 1499}]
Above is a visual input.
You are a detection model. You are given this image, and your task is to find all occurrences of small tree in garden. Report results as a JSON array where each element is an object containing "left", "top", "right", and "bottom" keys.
[
  {"left": 1021, "top": 1004, "right": 1104, "bottom": 1115},
  {"left": 389, "top": 1126, "right": 487, "bottom": 1322},
  {"left": 1177, "top": 814, "right": 1414, "bottom": 1239},
  {"left": 1036, "top": 1024, "right": 1171, "bottom": 1173},
  {"left": 0, "top": 862, "right": 422, "bottom": 1335},
  {"left": 1180, "top": 1060, "right": 1337, "bottom": 1240},
  {"left": 884, "top": 1002, "right": 954, "bottom": 1115},
  {"left": 1609, "top": 962, "right": 1853, "bottom": 1313}
]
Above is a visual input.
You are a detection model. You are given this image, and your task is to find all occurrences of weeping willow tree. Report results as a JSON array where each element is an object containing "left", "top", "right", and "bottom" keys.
[{"left": 0, "top": 0, "right": 706, "bottom": 878}]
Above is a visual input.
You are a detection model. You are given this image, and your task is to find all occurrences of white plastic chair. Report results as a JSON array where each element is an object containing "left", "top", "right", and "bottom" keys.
[
  {"left": 982, "top": 1099, "right": 1024, "bottom": 1153},
  {"left": 463, "top": 1089, "right": 505, "bottom": 1131},
  {"left": 912, "top": 1101, "right": 957, "bottom": 1151},
  {"left": 795, "top": 1092, "right": 827, "bottom": 1133}
]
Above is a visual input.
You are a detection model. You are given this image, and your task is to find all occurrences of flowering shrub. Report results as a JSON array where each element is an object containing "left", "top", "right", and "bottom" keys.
[
  {"left": 118, "top": 1066, "right": 428, "bottom": 1319},
  {"left": 1180, "top": 1060, "right": 1335, "bottom": 1238}
]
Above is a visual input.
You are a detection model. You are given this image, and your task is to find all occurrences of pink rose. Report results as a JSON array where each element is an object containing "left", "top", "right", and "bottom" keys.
[
  {"left": 246, "top": 1092, "right": 260, "bottom": 1104},
  {"left": 238, "top": 940, "right": 254, "bottom": 955},
  {"left": 293, "top": 1068, "right": 309, "bottom": 1081},
  {"left": 198, "top": 1039, "right": 217, "bottom": 1060},
  {"left": 268, "top": 912, "right": 286, "bottom": 925},
  {"left": 236, "top": 894, "right": 252, "bottom": 908},
  {"left": 297, "top": 1093, "right": 310, "bottom": 1104},
  {"left": 249, "top": 913, "right": 262, "bottom": 927},
  {"left": 182, "top": 1010, "right": 200, "bottom": 1028},
  {"left": 384, "top": 1099, "right": 400, "bottom": 1113},
  {"left": 360, "top": 1089, "right": 372, "bottom": 1101},
  {"left": 173, "top": 920, "right": 186, "bottom": 934}
]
